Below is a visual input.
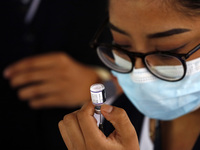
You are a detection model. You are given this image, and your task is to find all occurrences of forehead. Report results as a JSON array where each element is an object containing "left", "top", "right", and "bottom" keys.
[
  {"left": 109, "top": 0, "right": 167, "bottom": 17},
  {"left": 108, "top": 0, "right": 190, "bottom": 34},
  {"left": 109, "top": 0, "right": 173, "bottom": 19}
]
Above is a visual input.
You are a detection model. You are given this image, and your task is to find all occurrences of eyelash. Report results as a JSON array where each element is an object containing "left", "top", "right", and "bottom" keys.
[
  {"left": 156, "top": 44, "right": 187, "bottom": 53},
  {"left": 112, "top": 42, "right": 131, "bottom": 49},
  {"left": 114, "top": 41, "right": 187, "bottom": 54}
]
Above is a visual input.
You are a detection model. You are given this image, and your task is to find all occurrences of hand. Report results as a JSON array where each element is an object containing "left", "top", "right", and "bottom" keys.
[
  {"left": 4, "top": 52, "right": 100, "bottom": 108},
  {"left": 58, "top": 102, "right": 140, "bottom": 150}
]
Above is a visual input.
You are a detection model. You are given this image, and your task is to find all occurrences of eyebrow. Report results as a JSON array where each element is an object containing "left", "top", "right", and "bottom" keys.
[
  {"left": 108, "top": 22, "right": 191, "bottom": 38},
  {"left": 148, "top": 28, "right": 191, "bottom": 38}
]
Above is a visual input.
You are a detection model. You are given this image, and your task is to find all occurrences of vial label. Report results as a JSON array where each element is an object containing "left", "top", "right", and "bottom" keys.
[
  {"left": 90, "top": 83, "right": 106, "bottom": 105},
  {"left": 91, "top": 92, "right": 104, "bottom": 104}
]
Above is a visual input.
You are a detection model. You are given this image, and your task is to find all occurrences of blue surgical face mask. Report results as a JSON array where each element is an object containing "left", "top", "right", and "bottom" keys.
[{"left": 112, "top": 57, "right": 200, "bottom": 120}]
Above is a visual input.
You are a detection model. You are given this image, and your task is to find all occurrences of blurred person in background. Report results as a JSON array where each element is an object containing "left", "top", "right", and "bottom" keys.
[{"left": 0, "top": 0, "right": 109, "bottom": 149}]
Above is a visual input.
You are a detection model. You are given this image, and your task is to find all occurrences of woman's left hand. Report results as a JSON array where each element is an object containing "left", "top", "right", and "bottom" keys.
[{"left": 58, "top": 101, "right": 140, "bottom": 150}]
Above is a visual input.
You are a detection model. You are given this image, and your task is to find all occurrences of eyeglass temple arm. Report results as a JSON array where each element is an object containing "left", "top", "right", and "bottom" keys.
[{"left": 185, "top": 44, "right": 200, "bottom": 59}]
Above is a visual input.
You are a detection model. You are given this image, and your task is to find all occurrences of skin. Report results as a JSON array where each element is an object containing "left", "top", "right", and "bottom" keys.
[
  {"left": 59, "top": 101, "right": 140, "bottom": 150},
  {"left": 4, "top": 52, "right": 102, "bottom": 108},
  {"left": 59, "top": 0, "right": 200, "bottom": 149}
]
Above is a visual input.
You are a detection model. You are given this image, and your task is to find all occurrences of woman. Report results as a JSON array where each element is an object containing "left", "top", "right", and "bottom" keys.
[{"left": 58, "top": 0, "right": 200, "bottom": 149}]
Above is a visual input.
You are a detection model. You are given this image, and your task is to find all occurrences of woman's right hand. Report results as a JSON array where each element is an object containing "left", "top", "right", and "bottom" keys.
[{"left": 58, "top": 101, "right": 140, "bottom": 150}]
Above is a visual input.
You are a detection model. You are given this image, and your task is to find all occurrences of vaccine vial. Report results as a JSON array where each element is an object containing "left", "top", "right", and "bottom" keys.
[
  {"left": 90, "top": 83, "right": 106, "bottom": 114},
  {"left": 90, "top": 83, "right": 106, "bottom": 132}
]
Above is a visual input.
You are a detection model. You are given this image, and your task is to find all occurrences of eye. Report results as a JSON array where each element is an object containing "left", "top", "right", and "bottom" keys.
[
  {"left": 156, "top": 44, "right": 187, "bottom": 54},
  {"left": 112, "top": 41, "right": 131, "bottom": 50}
]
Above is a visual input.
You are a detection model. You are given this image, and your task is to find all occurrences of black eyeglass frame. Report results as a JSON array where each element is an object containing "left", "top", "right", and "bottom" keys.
[{"left": 90, "top": 18, "right": 200, "bottom": 82}]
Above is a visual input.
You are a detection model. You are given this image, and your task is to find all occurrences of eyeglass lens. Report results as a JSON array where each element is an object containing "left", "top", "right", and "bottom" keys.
[
  {"left": 97, "top": 46, "right": 185, "bottom": 80},
  {"left": 97, "top": 46, "right": 132, "bottom": 73},
  {"left": 145, "top": 54, "right": 184, "bottom": 80}
]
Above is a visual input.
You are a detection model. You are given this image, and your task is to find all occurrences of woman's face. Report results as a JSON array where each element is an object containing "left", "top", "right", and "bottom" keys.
[{"left": 109, "top": 0, "right": 200, "bottom": 68}]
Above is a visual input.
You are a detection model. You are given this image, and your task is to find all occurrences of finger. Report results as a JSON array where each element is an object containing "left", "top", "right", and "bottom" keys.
[
  {"left": 101, "top": 104, "right": 137, "bottom": 140},
  {"left": 58, "top": 120, "right": 73, "bottom": 149},
  {"left": 9, "top": 68, "right": 60, "bottom": 88},
  {"left": 29, "top": 95, "right": 61, "bottom": 109},
  {"left": 4, "top": 52, "right": 67, "bottom": 78},
  {"left": 28, "top": 92, "right": 83, "bottom": 109},
  {"left": 18, "top": 81, "right": 61, "bottom": 100},
  {"left": 58, "top": 112, "right": 86, "bottom": 150},
  {"left": 77, "top": 102, "right": 106, "bottom": 144}
]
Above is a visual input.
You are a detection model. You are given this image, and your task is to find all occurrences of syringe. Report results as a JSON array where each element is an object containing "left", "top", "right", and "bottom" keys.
[{"left": 90, "top": 83, "right": 106, "bottom": 132}]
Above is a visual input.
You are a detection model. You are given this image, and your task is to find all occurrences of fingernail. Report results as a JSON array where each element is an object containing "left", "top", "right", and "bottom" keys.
[{"left": 101, "top": 105, "right": 113, "bottom": 114}]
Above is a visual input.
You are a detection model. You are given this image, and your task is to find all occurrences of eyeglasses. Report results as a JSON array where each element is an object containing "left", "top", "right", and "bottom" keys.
[{"left": 90, "top": 18, "right": 200, "bottom": 82}]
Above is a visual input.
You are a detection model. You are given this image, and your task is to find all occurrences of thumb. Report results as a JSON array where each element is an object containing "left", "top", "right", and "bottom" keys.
[{"left": 101, "top": 104, "right": 138, "bottom": 140}]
